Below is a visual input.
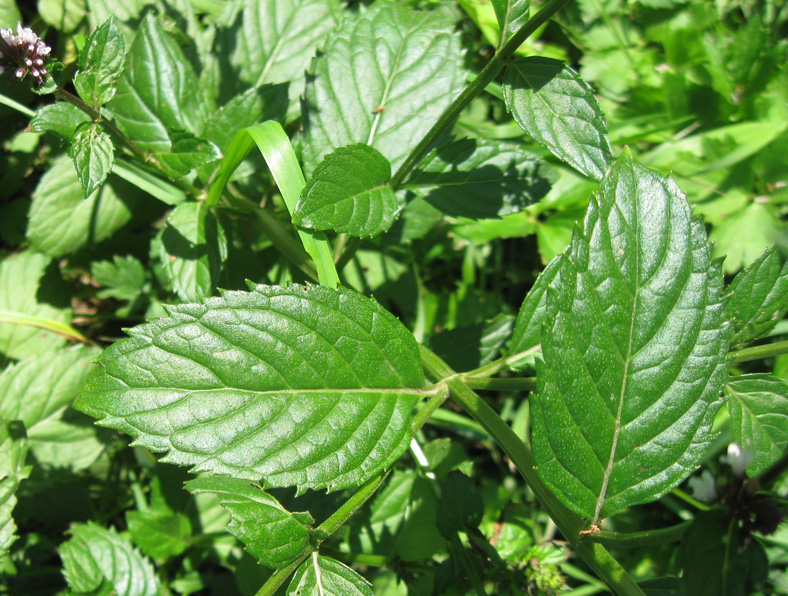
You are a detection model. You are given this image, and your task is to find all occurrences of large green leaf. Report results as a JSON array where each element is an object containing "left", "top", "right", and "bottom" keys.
[
  {"left": 0, "top": 347, "right": 103, "bottom": 471},
  {"left": 533, "top": 151, "right": 731, "bottom": 523},
  {"left": 0, "top": 421, "right": 31, "bottom": 560},
  {"left": 74, "top": 16, "right": 126, "bottom": 107},
  {"left": 502, "top": 57, "right": 612, "bottom": 181},
  {"left": 108, "top": 14, "right": 207, "bottom": 154},
  {"left": 28, "top": 156, "right": 141, "bottom": 257},
  {"left": 404, "top": 138, "right": 553, "bottom": 219},
  {"left": 293, "top": 144, "right": 402, "bottom": 238},
  {"left": 223, "top": 0, "right": 341, "bottom": 109},
  {"left": 725, "top": 247, "right": 788, "bottom": 348},
  {"left": 75, "top": 284, "right": 426, "bottom": 492},
  {"left": 0, "top": 252, "right": 71, "bottom": 360},
  {"left": 300, "top": 2, "right": 466, "bottom": 176},
  {"left": 288, "top": 555, "right": 374, "bottom": 596},
  {"left": 726, "top": 374, "right": 788, "bottom": 477},
  {"left": 59, "top": 522, "right": 161, "bottom": 596},
  {"left": 186, "top": 475, "right": 313, "bottom": 568},
  {"left": 508, "top": 254, "right": 561, "bottom": 370},
  {"left": 159, "top": 201, "right": 228, "bottom": 301}
]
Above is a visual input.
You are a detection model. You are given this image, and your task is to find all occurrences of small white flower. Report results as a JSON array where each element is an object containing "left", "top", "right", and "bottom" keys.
[
  {"left": 0, "top": 22, "right": 51, "bottom": 85},
  {"left": 688, "top": 469, "right": 718, "bottom": 502},
  {"left": 725, "top": 442, "right": 754, "bottom": 477}
]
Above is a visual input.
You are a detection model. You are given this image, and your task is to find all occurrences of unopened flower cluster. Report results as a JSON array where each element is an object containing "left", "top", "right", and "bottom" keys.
[{"left": 0, "top": 23, "right": 50, "bottom": 85}]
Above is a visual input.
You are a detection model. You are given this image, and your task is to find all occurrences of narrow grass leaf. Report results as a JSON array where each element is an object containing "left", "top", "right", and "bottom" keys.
[
  {"left": 294, "top": 144, "right": 401, "bottom": 238},
  {"left": 75, "top": 284, "right": 426, "bottom": 492},
  {"left": 503, "top": 57, "right": 612, "bottom": 180},
  {"left": 726, "top": 374, "right": 788, "bottom": 476},
  {"left": 533, "top": 151, "right": 731, "bottom": 522}
]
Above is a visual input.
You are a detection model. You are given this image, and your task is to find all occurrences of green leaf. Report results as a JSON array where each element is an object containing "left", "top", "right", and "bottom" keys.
[
  {"left": 39, "top": 0, "right": 85, "bottom": 32},
  {"left": 159, "top": 201, "right": 228, "bottom": 301},
  {"left": 154, "top": 131, "right": 221, "bottom": 180},
  {"left": 300, "top": 2, "right": 466, "bottom": 176},
  {"left": 92, "top": 255, "right": 148, "bottom": 301},
  {"left": 404, "top": 138, "right": 553, "bottom": 219},
  {"left": 726, "top": 374, "right": 788, "bottom": 477},
  {"left": 202, "top": 85, "right": 288, "bottom": 153},
  {"left": 186, "top": 475, "right": 314, "bottom": 568},
  {"left": 109, "top": 14, "right": 207, "bottom": 153},
  {"left": 71, "top": 124, "right": 115, "bottom": 197},
  {"left": 0, "top": 346, "right": 104, "bottom": 471},
  {"left": 224, "top": 0, "right": 341, "bottom": 110},
  {"left": 74, "top": 16, "right": 126, "bottom": 107},
  {"left": 436, "top": 472, "right": 483, "bottom": 538},
  {"left": 0, "top": 252, "right": 71, "bottom": 360},
  {"left": 508, "top": 254, "right": 561, "bottom": 370},
  {"left": 726, "top": 247, "right": 788, "bottom": 349},
  {"left": 30, "top": 103, "right": 91, "bottom": 140},
  {"left": 288, "top": 555, "right": 374, "bottom": 596},
  {"left": 294, "top": 144, "right": 401, "bottom": 238},
  {"left": 503, "top": 57, "right": 613, "bottom": 180},
  {"left": 679, "top": 512, "right": 769, "bottom": 596},
  {"left": 75, "top": 284, "right": 426, "bottom": 492},
  {"left": 533, "top": 151, "right": 731, "bottom": 522},
  {"left": 0, "top": 421, "right": 31, "bottom": 560},
  {"left": 710, "top": 202, "right": 783, "bottom": 275},
  {"left": 349, "top": 470, "right": 445, "bottom": 561},
  {"left": 59, "top": 522, "right": 161, "bottom": 596},
  {"left": 491, "top": 0, "right": 530, "bottom": 44},
  {"left": 428, "top": 313, "right": 514, "bottom": 372},
  {"left": 28, "top": 156, "right": 140, "bottom": 257},
  {"left": 126, "top": 510, "right": 192, "bottom": 560}
]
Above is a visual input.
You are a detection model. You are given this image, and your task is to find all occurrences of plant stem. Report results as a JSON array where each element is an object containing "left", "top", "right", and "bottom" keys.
[
  {"left": 254, "top": 472, "right": 389, "bottom": 596},
  {"left": 419, "top": 345, "right": 646, "bottom": 596},
  {"left": 730, "top": 339, "right": 788, "bottom": 363},
  {"left": 462, "top": 376, "right": 536, "bottom": 392},
  {"left": 389, "top": 0, "right": 572, "bottom": 190}
]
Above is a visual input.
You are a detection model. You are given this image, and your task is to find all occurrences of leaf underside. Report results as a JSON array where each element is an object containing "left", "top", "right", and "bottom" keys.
[
  {"left": 75, "top": 284, "right": 425, "bottom": 492},
  {"left": 533, "top": 151, "right": 731, "bottom": 522}
]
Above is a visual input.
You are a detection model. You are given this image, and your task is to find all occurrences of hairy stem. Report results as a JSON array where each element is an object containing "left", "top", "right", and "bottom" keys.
[{"left": 730, "top": 339, "right": 788, "bottom": 363}]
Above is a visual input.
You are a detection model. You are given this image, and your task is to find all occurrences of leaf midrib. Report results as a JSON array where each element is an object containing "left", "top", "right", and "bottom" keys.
[{"left": 592, "top": 209, "right": 640, "bottom": 525}]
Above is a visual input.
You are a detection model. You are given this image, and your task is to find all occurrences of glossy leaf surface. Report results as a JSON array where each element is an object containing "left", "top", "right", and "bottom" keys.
[
  {"left": 533, "top": 152, "right": 731, "bottom": 522},
  {"left": 71, "top": 124, "right": 114, "bottom": 198},
  {"left": 491, "top": 0, "right": 529, "bottom": 44},
  {"left": 187, "top": 475, "right": 313, "bottom": 568},
  {"left": 0, "top": 422, "right": 30, "bottom": 559},
  {"left": 503, "top": 57, "right": 612, "bottom": 180},
  {"left": 300, "top": 2, "right": 465, "bottom": 175},
  {"left": 30, "top": 103, "right": 91, "bottom": 140},
  {"left": 159, "top": 201, "right": 228, "bottom": 301},
  {"left": 154, "top": 131, "right": 221, "bottom": 180},
  {"left": 294, "top": 144, "right": 401, "bottom": 238},
  {"left": 288, "top": 555, "right": 374, "bottom": 596},
  {"left": 726, "top": 374, "right": 788, "bottom": 476},
  {"left": 405, "top": 138, "right": 553, "bottom": 218},
  {"left": 726, "top": 247, "right": 788, "bottom": 348},
  {"left": 508, "top": 254, "right": 561, "bottom": 370},
  {"left": 75, "top": 284, "right": 425, "bottom": 492},
  {"left": 74, "top": 16, "right": 125, "bottom": 107},
  {"left": 109, "top": 14, "right": 207, "bottom": 153}
]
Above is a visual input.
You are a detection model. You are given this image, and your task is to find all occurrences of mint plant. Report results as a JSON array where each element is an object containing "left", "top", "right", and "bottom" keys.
[{"left": 0, "top": 1, "right": 786, "bottom": 595}]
